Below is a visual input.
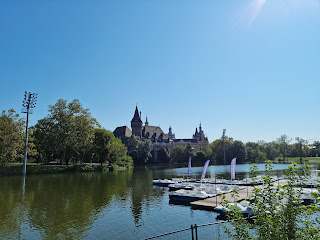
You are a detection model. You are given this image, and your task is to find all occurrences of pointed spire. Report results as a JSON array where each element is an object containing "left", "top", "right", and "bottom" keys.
[
  {"left": 134, "top": 105, "right": 139, "bottom": 117},
  {"left": 145, "top": 115, "right": 149, "bottom": 126},
  {"left": 132, "top": 105, "right": 142, "bottom": 123}
]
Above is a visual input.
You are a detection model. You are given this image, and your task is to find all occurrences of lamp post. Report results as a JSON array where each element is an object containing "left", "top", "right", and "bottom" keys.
[{"left": 22, "top": 91, "right": 37, "bottom": 175}]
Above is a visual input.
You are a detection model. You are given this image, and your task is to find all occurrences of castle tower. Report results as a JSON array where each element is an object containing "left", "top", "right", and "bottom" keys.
[
  {"left": 131, "top": 106, "right": 142, "bottom": 137},
  {"left": 168, "top": 126, "right": 175, "bottom": 139},
  {"left": 145, "top": 116, "right": 149, "bottom": 126}
]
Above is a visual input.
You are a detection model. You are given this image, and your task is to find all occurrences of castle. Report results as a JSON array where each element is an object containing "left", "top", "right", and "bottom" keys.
[{"left": 113, "top": 106, "right": 209, "bottom": 161}]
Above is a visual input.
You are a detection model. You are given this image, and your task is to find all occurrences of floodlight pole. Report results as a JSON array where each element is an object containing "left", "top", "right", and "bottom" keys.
[
  {"left": 22, "top": 107, "right": 30, "bottom": 176},
  {"left": 22, "top": 92, "right": 37, "bottom": 176},
  {"left": 222, "top": 129, "right": 226, "bottom": 165}
]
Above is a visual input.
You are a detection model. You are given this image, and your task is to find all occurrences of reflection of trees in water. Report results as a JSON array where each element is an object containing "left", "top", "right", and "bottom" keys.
[
  {"left": 0, "top": 171, "right": 134, "bottom": 239},
  {"left": 129, "top": 167, "right": 165, "bottom": 226},
  {"left": 0, "top": 176, "right": 25, "bottom": 239}
]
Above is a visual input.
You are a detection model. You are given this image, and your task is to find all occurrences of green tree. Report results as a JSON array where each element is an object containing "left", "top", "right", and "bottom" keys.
[
  {"left": 158, "top": 147, "right": 172, "bottom": 163},
  {"left": 192, "top": 150, "right": 207, "bottom": 164},
  {"left": 294, "top": 137, "right": 309, "bottom": 164},
  {"left": 277, "top": 134, "right": 292, "bottom": 163},
  {"left": 0, "top": 110, "right": 25, "bottom": 166},
  {"left": 92, "top": 129, "right": 114, "bottom": 165},
  {"left": 231, "top": 140, "right": 246, "bottom": 163},
  {"left": 137, "top": 140, "right": 152, "bottom": 164},
  {"left": 171, "top": 146, "right": 185, "bottom": 163},
  {"left": 210, "top": 137, "right": 233, "bottom": 164},
  {"left": 223, "top": 162, "right": 320, "bottom": 240},
  {"left": 107, "top": 137, "right": 129, "bottom": 164},
  {"left": 264, "top": 141, "right": 279, "bottom": 161},
  {"left": 34, "top": 99, "right": 100, "bottom": 164},
  {"left": 124, "top": 135, "right": 152, "bottom": 164}
]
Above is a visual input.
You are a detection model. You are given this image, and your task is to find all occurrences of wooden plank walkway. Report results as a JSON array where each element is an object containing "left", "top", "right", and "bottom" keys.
[{"left": 190, "top": 179, "right": 288, "bottom": 210}]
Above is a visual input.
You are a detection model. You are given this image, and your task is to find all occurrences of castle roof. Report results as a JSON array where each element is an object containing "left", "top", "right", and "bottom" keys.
[
  {"left": 113, "top": 126, "right": 132, "bottom": 138},
  {"left": 131, "top": 106, "right": 142, "bottom": 123}
]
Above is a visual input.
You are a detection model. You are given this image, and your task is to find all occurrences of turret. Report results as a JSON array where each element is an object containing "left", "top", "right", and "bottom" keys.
[{"left": 131, "top": 106, "right": 142, "bottom": 137}]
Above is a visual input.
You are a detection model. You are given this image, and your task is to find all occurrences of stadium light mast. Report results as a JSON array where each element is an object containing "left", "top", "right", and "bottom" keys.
[
  {"left": 222, "top": 129, "right": 226, "bottom": 165},
  {"left": 22, "top": 91, "right": 37, "bottom": 175}
]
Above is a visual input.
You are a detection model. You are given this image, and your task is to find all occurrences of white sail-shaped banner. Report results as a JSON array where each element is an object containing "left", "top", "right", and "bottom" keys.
[
  {"left": 201, "top": 160, "right": 210, "bottom": 179},
  {"left": 188, "top": 155, "right": 192, "bottom": 175},
  {"left": 230, "top": 158, "right": 237, "bottom": 180}
]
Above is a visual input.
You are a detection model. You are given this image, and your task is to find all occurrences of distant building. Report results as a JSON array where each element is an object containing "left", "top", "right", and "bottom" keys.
[
  {"left": 113, "top": 126, "right": 132, "bottom": 140},
  {"left": 113, "top": 106, "right": 209, "bottom": 161},
  {"left": 173, "top": 123, "right": 209, "bottom": 151}
]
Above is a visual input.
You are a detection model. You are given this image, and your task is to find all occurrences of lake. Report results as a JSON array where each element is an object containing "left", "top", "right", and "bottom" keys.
[{"left": 0, "top": 163, "right": 318, "bottom": 239}]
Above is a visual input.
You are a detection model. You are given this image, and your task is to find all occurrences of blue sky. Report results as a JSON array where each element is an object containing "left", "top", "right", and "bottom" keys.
[{"left": 1, "top": 0, "right": 320, "bottom": 143}]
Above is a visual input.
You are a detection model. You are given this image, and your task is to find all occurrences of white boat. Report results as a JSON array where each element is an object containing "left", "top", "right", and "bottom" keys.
[
  {"left": 169, "top": 189, "right": 216, "bottom": 202},
  {"left": 152, "top": 179, "right": 175, "bottom": 187},
  {"left": 215, "top": 201, "right": 254, "bottom": 217}
]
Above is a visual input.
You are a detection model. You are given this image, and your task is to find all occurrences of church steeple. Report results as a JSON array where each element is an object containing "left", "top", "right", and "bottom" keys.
[
  {"left": 131, "top": 105, "right": 142, "bottom": 137},
  {"left": 145, "top": 116, "right": 149, "bottom": 126}
]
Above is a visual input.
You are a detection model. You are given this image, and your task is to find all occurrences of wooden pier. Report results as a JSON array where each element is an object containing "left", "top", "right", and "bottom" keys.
[{"left": 190, "top": 179, "right": 288, "bottom": 210}]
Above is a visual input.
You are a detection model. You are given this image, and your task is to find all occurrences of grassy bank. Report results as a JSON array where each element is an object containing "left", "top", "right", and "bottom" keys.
[
  {"left": 274, "top": 157, "right": 320, "bottom": 164},
  {"left": 0, "top": 163, "right": 131, "bottom": 176}
]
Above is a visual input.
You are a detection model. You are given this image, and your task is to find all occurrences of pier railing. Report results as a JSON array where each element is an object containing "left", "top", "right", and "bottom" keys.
[{"left": 144, "top": 218, "right": 255, "bottom": 240}]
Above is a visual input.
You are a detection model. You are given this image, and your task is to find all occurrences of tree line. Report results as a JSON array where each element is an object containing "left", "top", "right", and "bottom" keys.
[
  {"left": 1, "top": 99, "right": 319, "bottom": 166},
  {"left": 166, "top": 135, "right": 320, "bottom": 165},
  {"left": 0, "top": 99, "right": 132, "bottom": 168}
]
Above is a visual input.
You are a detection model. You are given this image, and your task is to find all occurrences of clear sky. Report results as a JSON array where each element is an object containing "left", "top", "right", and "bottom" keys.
[{"left": 1, "top": 0, "right": 320, "bottom": 144}]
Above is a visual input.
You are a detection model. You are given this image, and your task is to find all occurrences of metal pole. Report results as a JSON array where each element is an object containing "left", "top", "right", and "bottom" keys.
[
  {"left": 191, "top": 225, "right": 194, "bottom": 240},
  {"left": 223, "top": 137, "right": 226, "bottom": 165},
  {"left": 246, "top": 176, "right": 248, "bottom": 197},
  {"left": 195, "top": 224, "right": 198, "bottom": 240},
  {"left": 215, "top": 174, "right": 218, "bottom": 207},
  {"left": 22, "top": 107, "right": 29, "bottom": 176}
]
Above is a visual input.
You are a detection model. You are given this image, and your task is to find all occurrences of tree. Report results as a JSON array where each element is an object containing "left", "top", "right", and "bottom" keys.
[
  {"left": 295, "top": 137, "right": 309, "bottom": 164},
  {"left": 92, "top": 129, "right": 114, "bottom": 165},
  {"left": 124, "top": 135, "right": 152, "bottom": 164},
  {"left": 277, "top": 134, "right": 292, "bottom": 163},
  {"left": 223, "top": 162, "right": 320, "bottom": 240},
  {"left": 171, "top": 146, "right": 185, "bottom": 163},
  {"left": 192, "top": 151, "right": 207, "bottom": 164},
  {"left": 137, "top": 140, "right": 152, "bottom": 164},
  {"left": 264, "top": 141, "right": 279, "bottom": 161},
  {"left": 0, "top": 110, "right": 25, "bottom": 166},
  {"left": 231, "top": 140, "right": 246, "bottom": 164},
  {"left": 210, "top": 137, "right": 233, "bottom": 164},
  {"left": 34, "top": 99, "right": 100, "bottom": 164},
  {"left": 107, "top": 138, "right": 130, "bottom": 164},
  {"left": 158, "top": 147, "right": 172, "bottom": 163}
]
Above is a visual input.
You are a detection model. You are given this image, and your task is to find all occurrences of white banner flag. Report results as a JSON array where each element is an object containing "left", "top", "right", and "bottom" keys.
[{"left": 230, "top": 158, "right": 237, "bottom": 180}]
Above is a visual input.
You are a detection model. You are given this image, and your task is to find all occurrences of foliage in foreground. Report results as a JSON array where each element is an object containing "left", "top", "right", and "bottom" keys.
[{"left": 223, "top": 161, "right": 320, "bottom": 240}]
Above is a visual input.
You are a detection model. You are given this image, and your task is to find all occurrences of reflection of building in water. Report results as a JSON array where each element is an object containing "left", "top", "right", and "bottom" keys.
[{"left": 113, "top": 106, "right": 209, "bottom": 161}]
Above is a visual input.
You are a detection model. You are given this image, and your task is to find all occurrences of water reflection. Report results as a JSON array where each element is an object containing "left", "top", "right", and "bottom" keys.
[{"left": 0, "top": 163, "right": 318, "bottom": 239}]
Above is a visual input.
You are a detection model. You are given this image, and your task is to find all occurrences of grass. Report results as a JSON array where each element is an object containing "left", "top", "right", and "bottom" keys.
[
  {"left": 274, "top": 157, "right": 320, "bottom": 164},
  {"left": 8, "top": 162, "right": 39, "bottom": 166}
]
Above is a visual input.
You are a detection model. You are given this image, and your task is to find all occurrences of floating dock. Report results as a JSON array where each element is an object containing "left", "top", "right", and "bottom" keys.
[{"left": 190, "top": 179, "right": 288, "bottom": 210}]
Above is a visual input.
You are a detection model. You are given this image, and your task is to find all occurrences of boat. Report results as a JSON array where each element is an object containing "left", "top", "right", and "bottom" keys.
[
  {"left": 169, "top": 189, "right": 216, "bottom": 202},
  {"left": 215, "top": 200, "right": 254, "bottom": 217},
  {"left": 152, "top": 179, "right": 176, "bottom": 187},
  {"left": 168, "top": 183, "right": 194, "bottom": 191}
]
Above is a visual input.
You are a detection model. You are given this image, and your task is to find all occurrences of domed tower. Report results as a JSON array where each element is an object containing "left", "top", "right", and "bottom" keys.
[{"left": 131, "top": 106, "right": 142, "bottom": 137}]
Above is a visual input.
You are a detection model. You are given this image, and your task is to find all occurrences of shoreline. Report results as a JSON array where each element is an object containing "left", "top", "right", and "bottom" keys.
[{"left": 0, "top": 163, "right": 131, "bottom": 176}]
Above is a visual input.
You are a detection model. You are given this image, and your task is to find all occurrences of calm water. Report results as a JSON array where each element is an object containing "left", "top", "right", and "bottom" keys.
[{"left": 0, "top": 163, "right": 318, "bottom": 239}]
